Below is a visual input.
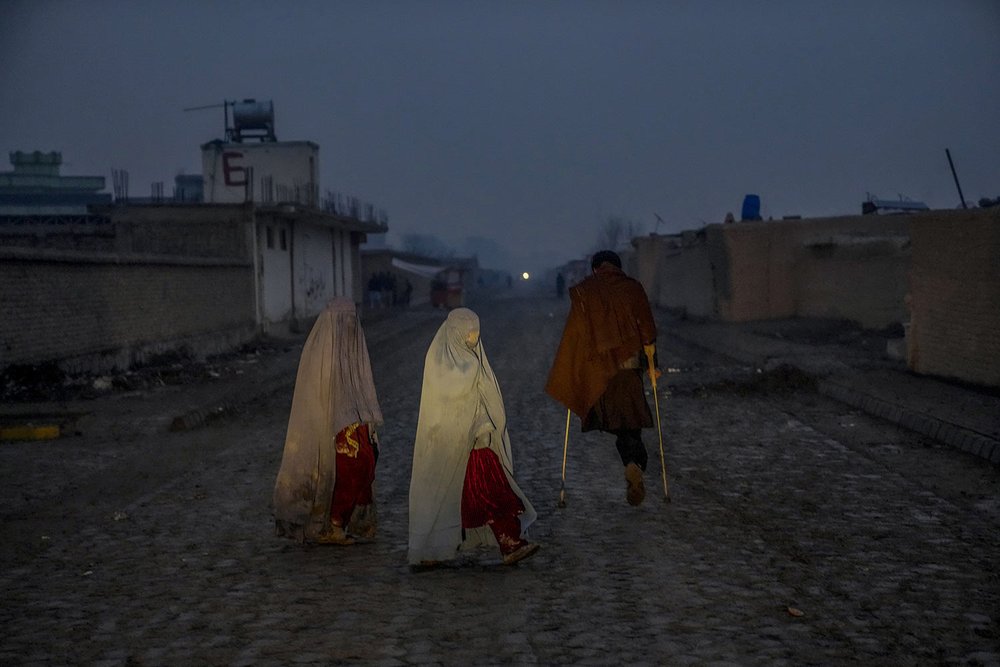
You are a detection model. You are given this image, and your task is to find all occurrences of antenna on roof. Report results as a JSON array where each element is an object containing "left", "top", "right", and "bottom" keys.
[{"left": 183, "top": 100, "right": 235, "bottom": 141}]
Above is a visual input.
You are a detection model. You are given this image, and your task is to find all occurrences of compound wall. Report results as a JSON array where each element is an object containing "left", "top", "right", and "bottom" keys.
[
  {"left": 1, "top": 248, "right": 256, "bottom": 374},
  {"left": 907, "top": 208, "right": 1000, "bottom": 386}
]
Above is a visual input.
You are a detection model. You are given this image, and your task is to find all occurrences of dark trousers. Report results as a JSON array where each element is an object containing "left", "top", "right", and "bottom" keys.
[{"left": 613, "top": 429, "right": 647, "bottom": 471}]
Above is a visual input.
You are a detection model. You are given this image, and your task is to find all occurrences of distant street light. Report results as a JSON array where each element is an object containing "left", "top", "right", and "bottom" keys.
[{"left": 522, "top": 272, "right": 530, "bottom": 280}]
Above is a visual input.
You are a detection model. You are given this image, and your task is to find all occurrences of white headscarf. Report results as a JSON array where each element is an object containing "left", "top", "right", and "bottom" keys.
[
  {"left": 273, "top": 297, "right": 383, "bottom": 542},
  {"left": 408, "top": 308, "right": 536, "bottom": 564}
]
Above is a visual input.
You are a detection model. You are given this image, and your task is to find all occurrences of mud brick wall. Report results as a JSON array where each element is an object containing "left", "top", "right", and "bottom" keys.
[
  {"left": 1, "top": 250, "right": 256, "bottom": 374},
  {"left": 796, "top": 236, "right": 910, "bottom": 329},
  {"left": 709, "top": 215, "right": 911, "bottom": 325},
  {"left": 709, "top": 221, "right": 797, "bottom": 321},
  {"left": 908, "top": 209, "right": 1000, "bottom": 387},
  {"left": 634, "top": 234, "right": 715, "bottom": 318}
]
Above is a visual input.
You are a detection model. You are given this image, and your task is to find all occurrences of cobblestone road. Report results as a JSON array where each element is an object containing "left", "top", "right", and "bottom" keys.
[{"left": 1, "top": 295, "right": 998, "bottom": 665}]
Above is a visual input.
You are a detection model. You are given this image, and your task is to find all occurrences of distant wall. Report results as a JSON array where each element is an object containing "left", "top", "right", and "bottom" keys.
[
  {"left": 634, "top": 207, "right": 1000, "bottom": 387},
  {"left": 1, "top": 248, "right": 256, "bottom": 374},
  {"left": 795, "top": 234, "right": 910, "bottom": 329},
  {"left": 907, "top": 209, "right": 1000, "bottom": 387},
  {"left": 1, "top": 203, "right": 380, "bottom": 375},
  {"left": 1, "top": 205, "right": 257, "bottom": 375},
  {"left": 110, "top": 205, "right": 252, "bottom": 258},
  {"left": 633, "top": 233, "right": 715, "bottom": 318},
  {"left": 711, "top": 215, "right": 911, "bottom": 326},
  {"left": 637, "top": 214, "right": 911, "bottom": 327}
]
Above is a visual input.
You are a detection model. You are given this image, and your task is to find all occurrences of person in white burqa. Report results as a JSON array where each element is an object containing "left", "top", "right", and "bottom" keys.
[
  {"left": 408, "top": 308, "right": 539, "bottom": 567},
  {"left": 273, "top": 297, "right": 383, "bottom": 545}
]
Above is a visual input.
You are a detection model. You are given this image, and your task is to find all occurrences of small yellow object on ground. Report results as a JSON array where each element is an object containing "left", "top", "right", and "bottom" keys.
[{"left": 0, "top": 425, "right": 60, "bottom": 441}]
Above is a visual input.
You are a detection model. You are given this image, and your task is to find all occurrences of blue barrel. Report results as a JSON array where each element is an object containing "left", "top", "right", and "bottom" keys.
[{"left": 741, "top": 194, "right": 761, "bottom": 221}]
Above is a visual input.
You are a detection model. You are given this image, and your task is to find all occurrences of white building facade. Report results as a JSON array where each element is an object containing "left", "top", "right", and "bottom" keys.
[
  {"left": 201, "top": 140, "right": 319, "bottom": 207},
  {"left": 199, "top": 138, "right": 382, "bottom": 332}
]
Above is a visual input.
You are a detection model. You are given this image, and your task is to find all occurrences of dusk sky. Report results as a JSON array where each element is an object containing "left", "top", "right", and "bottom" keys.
[{"left": 2, "top": 1, "right": 998, "bottom": 274}]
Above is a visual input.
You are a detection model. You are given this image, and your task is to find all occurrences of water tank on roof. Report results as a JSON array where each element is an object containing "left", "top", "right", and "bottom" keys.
[
  {"left": 741, "top": 194, "right": 762, "bottom": 221},
  {"left": 232, "top": 99, "right": 275, "bottom": 142}
]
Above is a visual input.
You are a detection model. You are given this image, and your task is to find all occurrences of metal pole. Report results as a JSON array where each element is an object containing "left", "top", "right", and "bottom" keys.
[
  {"left": 946, "top": 148, "right": 968, "bottom": 209},
  {"left": 646, "top": 348, "right": 671, "bottom": 502},
  {"left": 558, "top": 409, "right": 570, "bottom": 508}
]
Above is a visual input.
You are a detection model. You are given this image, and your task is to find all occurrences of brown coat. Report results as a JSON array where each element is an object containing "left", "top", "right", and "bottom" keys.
[{"left": 545, "top": 264, "right": 656, "bottom": 419}]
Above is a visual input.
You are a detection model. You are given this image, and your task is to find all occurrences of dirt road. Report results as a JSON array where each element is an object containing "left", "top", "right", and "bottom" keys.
[{"left": 1, "top": 294, "right": 997, "bottom": 665}]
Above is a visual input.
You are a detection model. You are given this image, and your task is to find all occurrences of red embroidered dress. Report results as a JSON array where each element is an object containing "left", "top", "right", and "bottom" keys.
[
  {"left": 329, "top": 422, "right": 376, "bottom": 528},
  {"left": 461, "top": 448, "right": 528, "bottom": 555}
]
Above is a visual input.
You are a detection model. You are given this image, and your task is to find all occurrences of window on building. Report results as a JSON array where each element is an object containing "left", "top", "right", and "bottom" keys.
[{"left": 266, "top": 226, "right": 274, "bottom": 249}]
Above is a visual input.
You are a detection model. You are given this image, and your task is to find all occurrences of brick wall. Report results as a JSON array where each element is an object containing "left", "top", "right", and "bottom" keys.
[
  {"left": 634, "top": 208, "right": 998, "bottom": 386},
  {"left": 115, "top": 213, "right": 251, "bottom": 258},
  {"left": 712, "top": 222, "right": 796, "bottom": 321},
  {"left": 634, "top": 233, "right": 715, "bottom": 318},
  {"left": 1, "top": 249, "right": 256, "bottom": 374},
  {"left": 908, "top": 209, "right": 1000, "bottom": 387},
  {"left": 638, "top": 215, "right": 911, "bottom": 326},
  {"left": 796, "top": 236, "right": 910, "bottom": 329},
  {"left": 706, "top": 215, "right": 911, "bottom": 325}
]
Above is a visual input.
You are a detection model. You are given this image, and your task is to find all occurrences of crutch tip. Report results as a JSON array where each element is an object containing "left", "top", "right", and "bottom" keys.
[{"left": 557, "top": 499, "right": 567, "bottom": 509}]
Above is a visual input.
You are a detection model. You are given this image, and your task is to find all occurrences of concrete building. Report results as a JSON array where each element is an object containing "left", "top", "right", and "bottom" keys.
[
  {"left": 1, "top": 199, "right": 384, "bottom": 374},
  {"left": 201, "top": 140, "right": 318, "bottom": 207},
  {"left": 0, "top": 150, "right": 111, "bottom": 217},
  {"left": 1, "top": 105, "right": 388, "bottom": 375}
]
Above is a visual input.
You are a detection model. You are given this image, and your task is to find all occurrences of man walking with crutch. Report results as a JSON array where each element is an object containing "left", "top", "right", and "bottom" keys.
[{"left": 545, "top": 250, "right": 661, "bottom": 506}]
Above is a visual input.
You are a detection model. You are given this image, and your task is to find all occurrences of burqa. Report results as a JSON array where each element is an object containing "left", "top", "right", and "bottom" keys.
[
  {"left": 408, "top": 308, "right": 538, "bottom": 566},
  {"left": 273, "top": 297, "right": 383, "bottom": 543}
]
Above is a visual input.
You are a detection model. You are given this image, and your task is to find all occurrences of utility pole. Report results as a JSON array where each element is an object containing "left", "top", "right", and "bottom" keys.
[{"left": 945, "top": 148, "right": 968, "bottom": 209}]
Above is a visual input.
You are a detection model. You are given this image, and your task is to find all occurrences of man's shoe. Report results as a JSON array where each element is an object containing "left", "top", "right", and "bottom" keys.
[
  {"left": 625, "top": 462, "right": 645, "bottom": 506},
  {"left": 502, "top": 542, "right": 540, "bottom": 566}
]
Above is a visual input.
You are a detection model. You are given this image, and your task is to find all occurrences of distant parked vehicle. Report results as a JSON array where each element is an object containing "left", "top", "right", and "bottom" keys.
[{"left": 430, "top": 269, "right": 464, "bottom": 309}]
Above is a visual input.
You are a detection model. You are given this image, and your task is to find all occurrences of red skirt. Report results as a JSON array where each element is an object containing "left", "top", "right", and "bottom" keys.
[
  {"left": 330, "top": 423, "right": 376, "bottom": 526},
  {"left": 461, "top": 448, "right": 524, "bottom": 528}
]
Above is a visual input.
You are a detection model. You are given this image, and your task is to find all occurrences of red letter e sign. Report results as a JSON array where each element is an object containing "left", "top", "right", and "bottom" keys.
[{"left": 223, "top": 151, "right": 246, "bottom": 186}]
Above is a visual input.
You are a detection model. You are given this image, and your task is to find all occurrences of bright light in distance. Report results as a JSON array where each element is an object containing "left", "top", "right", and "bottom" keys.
[{"left": 521, "top": 272, "right": 530, "bottom": 280}]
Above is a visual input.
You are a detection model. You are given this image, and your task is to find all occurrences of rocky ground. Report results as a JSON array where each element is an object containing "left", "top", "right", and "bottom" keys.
[{"left": 1, "top": 294, "right": 997, "bottom": 665}]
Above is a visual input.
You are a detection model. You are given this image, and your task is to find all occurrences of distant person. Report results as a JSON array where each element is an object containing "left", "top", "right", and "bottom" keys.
[
  {"left": 403, "top": 278, "right": 413, "bottom": 307},
  {"left": 408, "top": 308, "right": 539, "bottom": 568},
  {"left": 273, "top": 297, "right": 383, "bottom": 545},
  {"left": 545, "top": 250, "right": 658, "bottom": 506},
  {"left": 367, "top": 274, "right": 382, "bottom": 308},
  {"left": 380, "top": 272, "right": 394, "bottom": 308},
  {"left": 387, "top": 272, "right": 398, "bottom": 306},
  {"left": 556, "top": 272, "right": 566, "bottom": 298}
]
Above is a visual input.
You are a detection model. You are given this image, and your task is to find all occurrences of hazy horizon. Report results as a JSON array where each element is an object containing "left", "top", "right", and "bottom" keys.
[{"left": 3, "top": 1, "right": 998, "bottom": 274}]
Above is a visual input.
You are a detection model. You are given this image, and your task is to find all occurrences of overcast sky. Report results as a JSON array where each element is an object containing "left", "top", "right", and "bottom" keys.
[{"left": 3, "top": 1, "right": 998, "bottom": 273}]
